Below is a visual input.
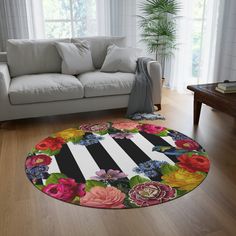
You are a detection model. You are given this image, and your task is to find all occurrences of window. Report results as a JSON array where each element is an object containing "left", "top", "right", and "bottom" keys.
[
  {"left": 42, "top": 0, "right": 97, "bottom": 38},
  {"left": 192, "top": 0, "right": 206, "bottom": 78}
]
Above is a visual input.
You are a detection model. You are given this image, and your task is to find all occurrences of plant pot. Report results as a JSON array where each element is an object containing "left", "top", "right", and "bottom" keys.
[{"left": 161, "top": 78, "right": 165, "bottom": 87}]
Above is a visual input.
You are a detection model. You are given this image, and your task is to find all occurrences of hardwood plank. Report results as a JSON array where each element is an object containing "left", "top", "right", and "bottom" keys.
[{"left": 0, "top": 88, "right": 235, "bottom": 236}]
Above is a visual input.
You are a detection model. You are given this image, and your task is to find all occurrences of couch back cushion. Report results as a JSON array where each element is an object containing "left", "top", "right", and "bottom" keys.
[
  {"left": 7, "top": 39, "right": 70, "bottom": 77},
  {"left": 71, "top": 36, "right": 126, "bottom": 69}
]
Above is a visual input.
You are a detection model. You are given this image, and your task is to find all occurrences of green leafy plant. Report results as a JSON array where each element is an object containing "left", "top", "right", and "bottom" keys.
[{"left": 138, "top": 0, "right": 181, "bottom": 78}]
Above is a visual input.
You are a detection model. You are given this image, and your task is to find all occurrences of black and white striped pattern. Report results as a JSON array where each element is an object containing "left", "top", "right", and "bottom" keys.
[{"left": 47, "top": 132, "right": 177, "bottom": 182}]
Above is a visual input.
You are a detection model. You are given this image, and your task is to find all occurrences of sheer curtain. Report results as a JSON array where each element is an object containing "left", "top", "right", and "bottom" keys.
[
  {"left": 0, "top": 0, "right": 29, "bottom": 51},
  {"left": 97, "top": 0, "right": 137, "bottom": 46},
  {"left": 198, "top": 0, "right": 224, "bottom": 84},
  {"left": 0, "top": 0, "right": 44, "bottom": 51},
  {"left": 26, "top": 0, "right": 45, "bottom": 39},
  {"left": 166, "top": 0, "right": 224, "bottom": 91},
  {"left": 96, "top": 0, "right": 111, "bottom": 35},
  {"left": 167, "top": 0, "right": 193, "bottom": 91}
]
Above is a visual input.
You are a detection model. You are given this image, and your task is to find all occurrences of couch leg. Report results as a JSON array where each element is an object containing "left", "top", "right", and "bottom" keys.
[{"left": 155, "top": 104, "right": 161, "bottom": 111}]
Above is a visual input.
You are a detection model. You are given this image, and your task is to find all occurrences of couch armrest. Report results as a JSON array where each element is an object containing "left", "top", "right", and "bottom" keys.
[
  {"left": 147, "top": 60, "right": 162, "bottom": 107},
  {"left": 0, "top": 63, "right": 11, "bottom": 97},
  {"left": 0, "top": 52, "right": 7, "bottom": 62}
]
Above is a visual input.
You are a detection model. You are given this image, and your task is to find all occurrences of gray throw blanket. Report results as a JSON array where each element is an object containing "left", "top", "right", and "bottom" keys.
[{"left": 126, "top": 57, "right": 154, "bottom": 117}]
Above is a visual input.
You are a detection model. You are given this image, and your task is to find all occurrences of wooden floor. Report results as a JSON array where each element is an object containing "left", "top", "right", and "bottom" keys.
[{"left": 0, "top": 88, "right": 235, "bottom": 236}]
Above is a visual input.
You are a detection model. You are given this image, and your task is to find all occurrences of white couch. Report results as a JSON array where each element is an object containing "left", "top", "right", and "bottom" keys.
[{"left": 0, "top": 36, "right": 162, "bottom": 122}]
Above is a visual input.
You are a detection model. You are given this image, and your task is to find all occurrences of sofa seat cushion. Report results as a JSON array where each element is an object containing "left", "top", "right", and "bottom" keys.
[
  {"left": 9, "top": 74, "right": 84, "bottom": 105},
  {"left": 77, "top": 71, "right": 135, "bottom": 98}
]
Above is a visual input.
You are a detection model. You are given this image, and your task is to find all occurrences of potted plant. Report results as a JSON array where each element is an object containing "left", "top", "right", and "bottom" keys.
[{"left": 138, "top": 0, "right": 180, "bottom": 82}]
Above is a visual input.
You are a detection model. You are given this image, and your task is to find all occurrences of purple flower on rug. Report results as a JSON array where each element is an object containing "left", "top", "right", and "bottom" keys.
[
  {"left": 110, "top": 132, "right": 133, "bottom": 139},
  {"left": 26, "top": 165, "right": 49, "bottom": 180},
  {"left": 168, "top": 130, "right": 189, "bottom": 141},
  {"left": 79, "top": 134, "right": 104, "bottom": 146},
  {"left": 133, "top": 160, "right": 167, "bottom": 178},
  {"left": 129, "top": 181, "right": 176, "bottom": 207},
  {"left": 91, "top": 169, "right": 128, "bottom": 181}
]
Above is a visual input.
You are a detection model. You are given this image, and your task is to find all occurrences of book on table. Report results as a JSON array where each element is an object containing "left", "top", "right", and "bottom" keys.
[
  {"left": 215, "top": 87, "right": 236, "bottom": 94},
  {"left": 218, "top": 82, "right": 236, "bottom": 91}
]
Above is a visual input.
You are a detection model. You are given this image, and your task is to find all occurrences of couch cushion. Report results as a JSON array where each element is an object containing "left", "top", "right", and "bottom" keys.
[
  {"left": 77, "top": 71, "right": 135, "bottom": 98},
  {"left": 72, "top": 36, "right": 126, "bottom": 69},
  {"left": 7, "top": 39, "right": 70, "bottom": 77},
  {"left": 101, "top": 44, "right": 141, "bottom": 73},
  {"left": 9, "top": 74, "right": 84, "bottom": 105},
  {"left": 55, "top": 41, "right": 95, "bottom": 75}
]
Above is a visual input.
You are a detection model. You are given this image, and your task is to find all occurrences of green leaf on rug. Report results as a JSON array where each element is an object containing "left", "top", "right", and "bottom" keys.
[
  {"left": 110, "top": 178, "right": 131, "bottom": 194},
  {"left": 123, "top": 197, "right": 139, "bottom": 208},
  {"left": 176, "top": 189, "right": 188, "bottom": 197},
  {"left": 85, "top": 180, "right": 107, "bottom": 192},
  {"left": 35, "top": 185, "right": 44, "bottom": 190},
  {"left": 95, "top": 130, "right": 108, "bottom": 135},
  {"left": 155, "top": 130, "right": 169, "bottom": 137},
  {"left": 160, "top": 164, "right": 179, "bottom": 175},
  {"left": 128, "top": 128, "right": 139, "bottom": 133},
  {"left": 129, "top": 175, "right": 150, "bottom": 188},
  {"left": 35, "top": 148, "right": 60, "bottom": 156},
  {"left": 186, "top": 151, "right": 208, "bottom": 158},
  {"left": 46, "top": 173, "right": 67, "bottom": 185},
  {"left": 72, "top": 196, "right": 80, "bottom": 204},
  {"left": 30, "top": 148, "right": 37, "bottom": 154},
  {"left": 69, "top": 136, "right": 83, "bottom": 144}
]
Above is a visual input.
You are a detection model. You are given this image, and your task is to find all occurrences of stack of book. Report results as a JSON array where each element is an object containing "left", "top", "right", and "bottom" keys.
[{"left": 215, "top": 82, "right": 236, "bottom": 94}]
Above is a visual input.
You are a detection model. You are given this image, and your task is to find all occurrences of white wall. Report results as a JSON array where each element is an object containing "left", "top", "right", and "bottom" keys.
[{"left": 218, "top": 0, "right": 236, "bottom": 82}]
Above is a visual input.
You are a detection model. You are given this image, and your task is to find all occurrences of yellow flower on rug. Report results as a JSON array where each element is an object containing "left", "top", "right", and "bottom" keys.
[
  {"left": 161, "top": 168, "right": 205, "bottom": 191},
  {"left": 55, "top": 128, "right": 85, "bottom": 142}
]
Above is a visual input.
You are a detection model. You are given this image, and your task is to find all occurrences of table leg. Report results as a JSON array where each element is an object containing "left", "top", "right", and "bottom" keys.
[{"left": 194, "top": 98, "right": 202, "bottom": 125}]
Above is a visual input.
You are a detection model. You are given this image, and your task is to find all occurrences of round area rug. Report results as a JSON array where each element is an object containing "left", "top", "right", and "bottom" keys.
[{"left": 25, "top": 121, "right": 210, "bottom": 209}]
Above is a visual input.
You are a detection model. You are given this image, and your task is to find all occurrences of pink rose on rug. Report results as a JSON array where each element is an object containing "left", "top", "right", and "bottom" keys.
[
  {"left": 91, "top": 169, "right": 128, "bottom": 181},
  {"left": 79, "top": 123, "right": 109, "bottom": 132},
  {"left": 26, "top": 154, "right": 52, "bottom": 168},
  {"left": 43, "top": 178, "right": 85, "bottom": 202},
  {"left": 80, "top": 186, "right": 126, "bottom": 208},
  {"left": 129, "top": 182, "right": 176, "bottom": 207},
  {"left": 112, "top": 121, "right": 139, "bottom": 131},
  {"left": 58, "top": 178, "right": 86, "bottom": 197},
  {"left": 175, "top": 139, "right": 200, "bottom": 151},
  {"left": 138, "top": 124, "right": 166, "bottom": 134}
]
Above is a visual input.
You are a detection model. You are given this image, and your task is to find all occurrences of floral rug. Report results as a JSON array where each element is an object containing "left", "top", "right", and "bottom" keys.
[{"left": 25, "top": 121, "right": 210, "bottom": 209}]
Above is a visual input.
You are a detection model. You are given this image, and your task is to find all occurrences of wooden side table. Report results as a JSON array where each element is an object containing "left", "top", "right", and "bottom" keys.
[{"left": 187, "top": 83, "right": 236, "bottom": 125}]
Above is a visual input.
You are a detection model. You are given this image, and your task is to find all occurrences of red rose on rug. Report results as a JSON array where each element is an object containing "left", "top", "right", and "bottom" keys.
[
  {"left": 80, "top": 186, "right": 126, "bottom": 209},
  {"left": 35, "top": 137, "right": 65, "bottom": 151},
  {"left": 177, "top": 154, "right": 210, "bottom": 173},
  {"left": 26, "top": 154, "right": 52, "bottom": 168},
  {"left": 129, "top": 182, "right": 176, "bottom": 207},
  {"left": 138, "top": 124, "right": 166, "bottom": 134},
  {"left": 43, "top": 178, "right": 85, "bottom": 202},
  {"left": 175, "top": 139, "right": 200, "bottom": 151}
]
